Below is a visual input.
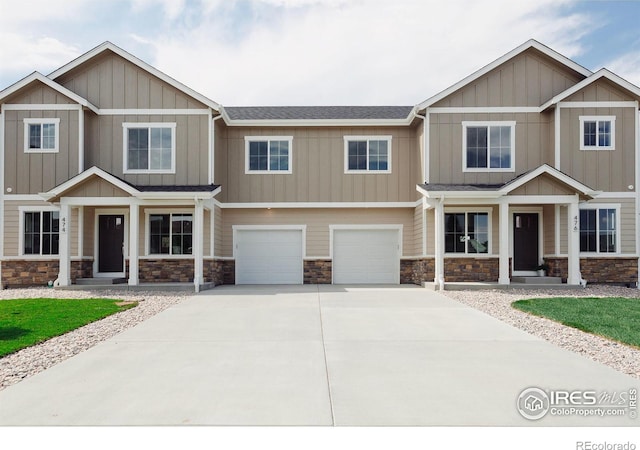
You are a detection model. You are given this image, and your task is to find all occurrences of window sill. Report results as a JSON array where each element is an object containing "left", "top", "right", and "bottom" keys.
[
  {"left": 344, "top": 170, "right": 392, "bottom": 175},
  {"left": 463, "top": 168, "right": 514, "bottom": 173},
  {"left": 580, "top": 147, "right": 615, "bottom": 151},
  {"left": 124, "top": 170, "right": 176, "bottom": 175},
  {"left": 245, "top": 170, "right": 293, "bottom": 175}
]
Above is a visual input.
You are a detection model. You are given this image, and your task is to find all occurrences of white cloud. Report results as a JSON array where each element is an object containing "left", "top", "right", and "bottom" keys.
[
  {"left": 605, "top": 51, "right": 640, "bottom": 87},
  {"left": 0, "top": 33, "right": 80, "bottom": 80},
  {"left": 146, "top": 0, "right": 593, "bottom": 105}
]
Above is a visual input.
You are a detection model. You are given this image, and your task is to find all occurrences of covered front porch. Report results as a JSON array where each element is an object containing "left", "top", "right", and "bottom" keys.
[
  {"left": 417, "top": 164, "right": 599, "bottom": 288},
  {"left": 39, "top": 167, "right": 221, "bottom": 292}
]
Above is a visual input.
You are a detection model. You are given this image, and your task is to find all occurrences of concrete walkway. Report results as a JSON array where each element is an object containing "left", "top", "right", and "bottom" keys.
[{"left": 0, "top": 285, "right": 636, "bottom": 426}]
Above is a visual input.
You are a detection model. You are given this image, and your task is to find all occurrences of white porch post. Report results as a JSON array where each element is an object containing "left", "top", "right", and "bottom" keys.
[
  {"left": 434, "top": 198, "right": 445, "bottom": 288},
  {"left": 128, "top": 202, "right": 139, "bottom": 286},
  {"left": 498, "top": 200, "right": 510, "bottom": 284},
  {"left": 193, "top": 199, "right": 204, "bottom": 292},
  {"left": 58, "top": 201, "right": 71, "bottom": 287},
  {"left": 567, "top": 197, "right": 581, "bottom": 285}
]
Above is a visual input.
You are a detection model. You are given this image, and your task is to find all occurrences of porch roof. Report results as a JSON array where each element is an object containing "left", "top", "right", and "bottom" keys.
[
  {"left": 417, "top": 164, "right": 599, "bottom": 200},
  {"left": 39, "top": 166, "right": 221, "bottom": 202}
]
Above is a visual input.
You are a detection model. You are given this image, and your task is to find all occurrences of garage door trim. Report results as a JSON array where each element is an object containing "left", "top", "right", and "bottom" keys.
[{"left": 330, "top": 224, "right": 402, "bottom": 284}]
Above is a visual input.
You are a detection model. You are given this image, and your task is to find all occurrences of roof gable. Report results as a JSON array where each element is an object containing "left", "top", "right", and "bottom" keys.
[
  {"left": 418, "top": 40, "right": 592, "bottom": 110},
  {"left": 0, "top": 72, "right": 98, "bottom": 112},
  {"left": 47, "top": 42, "right": 220, "bottom": 111}
]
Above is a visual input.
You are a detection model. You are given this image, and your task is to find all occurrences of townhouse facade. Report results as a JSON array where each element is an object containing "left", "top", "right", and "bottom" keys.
[{"left": 0, "top": 40, "right": 639, "bottom": 290}]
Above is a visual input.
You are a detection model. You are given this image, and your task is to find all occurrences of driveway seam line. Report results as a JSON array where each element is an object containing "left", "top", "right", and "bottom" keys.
[{"left": 316, "top": 284, "right": 336, "bottom": 426}]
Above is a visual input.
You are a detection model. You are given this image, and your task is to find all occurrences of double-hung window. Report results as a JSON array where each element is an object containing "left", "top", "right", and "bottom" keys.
[
  {"left": 22, "top": 210, "right": 60, "bottom": 255},
  {"left": 579, "top": 207, "right": 618, "bottom": 253},
  {"left": 344, "top": 136, "right": 392, "bottom": 173},
  {"left": 245, "top": 137, "right": 292, "bottom": 173},
  {"left": 580, "top": 116, "right": 615, "bottom": 150},
  {"left": 123, "top": 123, "right": 176, "bottom": 173},
  {"left": 149, "top": 213, "right": 193, "bottom": 255},
  {"left": 444, "top": 211, "right": 489, "bottom": 254},
  {"left": 24, "top": 118, "right": 60, "bottom": 153},
  {"left": 463, "top": 122, "right": 515, "bottom": 171}
]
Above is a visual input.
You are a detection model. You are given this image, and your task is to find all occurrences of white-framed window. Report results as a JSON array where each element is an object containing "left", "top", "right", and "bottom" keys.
[
  {"left": 462, "top": 121, "right": 515, "bottom": 172},
  {"left": 344, "top": 136, "right": 392, "bottom": 173},
  {"left": 244, "top": 136, "right": 293, "bottom": 174},
  {"left": 580, "top": 116, "right": 615, "bottom": 150},
  {"left": 24, "top": 118, "right": 60, "bottom": 153},
  {"left": 444, "top": 210, "right": 490, "bottom": 254},
  {"left": 148, "top": 212, "right": 193, "bottom": 255},
  {"left": 579, "top": 206, "right": 619, "bottom": 254},
  {"left": 123, "top": 122, "right": 176, "bottom": 173},
  {"left": 20, "top": 208, "right": 60, "bottom": 256}
]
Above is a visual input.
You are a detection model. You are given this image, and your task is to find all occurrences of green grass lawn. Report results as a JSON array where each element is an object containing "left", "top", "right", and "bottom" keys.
[
  {"left": 0, "top": 298, "right": 137, "bottom": 357},
  {"left": 512, "top": 297, "right": 640, "bottom": 348}
]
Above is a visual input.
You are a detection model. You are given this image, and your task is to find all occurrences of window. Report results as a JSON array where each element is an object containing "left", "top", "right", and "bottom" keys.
[
  {"left": 580, "top": 116, "right": 615, "bottom": 150},
  {"left": 149, "top": 213, "right": 192, "bottom": 255},
  {"left": 23, "top": 210, "right": 59, "bottom": 255},
  {"left": 244, "top": 137, "right": 293, "bottom": 173},
  {"left": 123, "top": 123, "right": 176, "bottom": 173},
  {"left": 462, "top": 122, "right": 515, "bottom": 171},
  {"left": 344, "top": 136, "right": 392, "bottom": 173},
  {"left": 580, "top": 207, "right": 617, "bottom": 253},
  {"left": 24, "top": 118, "right": 60, "bottom": 153},
  {"left": 444, "top": 212, "right": 489, "bottom": 254}
]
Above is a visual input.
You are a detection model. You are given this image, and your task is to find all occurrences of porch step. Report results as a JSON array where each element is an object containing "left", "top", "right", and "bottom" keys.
[
  {"left": 511, "top": 276, "right": 562, "bottom": 284},
  {"left": 75, "top": 277, "right": 127, "bottom": 285}
]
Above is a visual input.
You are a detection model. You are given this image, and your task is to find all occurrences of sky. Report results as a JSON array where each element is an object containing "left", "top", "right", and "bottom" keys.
[{"left": 0, "top": 0, "right": 639, "bottom": 106}]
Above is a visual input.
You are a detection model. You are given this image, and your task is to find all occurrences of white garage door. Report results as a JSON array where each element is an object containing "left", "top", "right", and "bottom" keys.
[
  {"left": 235, "top": 229, "right": 303, "bottom": 284},
  {"left": 333, "top": 228, "right": 400, "bottom": 284}
]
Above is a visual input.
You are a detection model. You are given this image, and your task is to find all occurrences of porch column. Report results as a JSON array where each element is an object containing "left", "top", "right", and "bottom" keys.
[
  {"left": 433, "top": 198, "right": 445, "bottom": 288},
  {"left": 498, "top": 200, "right": 510, "bottom": 284},
  {"left": 128, "top": 202, "right": 139, "bottom": 286},
  {"left": 567, "top": 197, "right": 580, "bottom": 285},
  {"left": 57, "top": 201, "right": 71, "bottom": 287},
  {"left": 193, "top": 199, "right": 204, "bottom": 292}
]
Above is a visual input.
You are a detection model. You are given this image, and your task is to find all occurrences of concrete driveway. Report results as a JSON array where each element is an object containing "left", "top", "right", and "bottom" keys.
[{"left": 0, "top": 285, "right": 637, "bottom": 426}]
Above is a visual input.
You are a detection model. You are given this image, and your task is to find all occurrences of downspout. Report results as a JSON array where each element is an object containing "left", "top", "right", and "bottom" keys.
[
  {"left": 209, "top": 113, "right": 225, "bottom": 185},
  {"left": 412, "top": 110, "right": 428, "bottom": 184}
]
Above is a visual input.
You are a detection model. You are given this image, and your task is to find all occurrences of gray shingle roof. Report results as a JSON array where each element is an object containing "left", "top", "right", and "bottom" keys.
[
  {"left": 224, "top": 106, "right": 414, "bottom": 121},
  {"left": 418, "top": 183, "right": 505, "bottom": 192}
]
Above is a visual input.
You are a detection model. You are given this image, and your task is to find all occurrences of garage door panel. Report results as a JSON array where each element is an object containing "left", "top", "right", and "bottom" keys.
[
  {"left": 235, "top": 229, "right": 303, "bottom": 285},
  {"left": 333, "top": 229, "right": 399, "bottom": 284}
]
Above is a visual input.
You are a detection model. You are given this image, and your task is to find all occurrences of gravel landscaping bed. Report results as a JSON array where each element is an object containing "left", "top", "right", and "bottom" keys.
[
  {"left": 441, "top": 285, "right": 640, "bottom": 379},
  {"left": 0, "top": 288, "right": 190, "bottom": 391}
]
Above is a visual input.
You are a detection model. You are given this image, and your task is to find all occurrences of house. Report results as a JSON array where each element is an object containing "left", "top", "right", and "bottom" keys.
[{"left": 0, "top": 40, "right": 639, "bottom": 290}]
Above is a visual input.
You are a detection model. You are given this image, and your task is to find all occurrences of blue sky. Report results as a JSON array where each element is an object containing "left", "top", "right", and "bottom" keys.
[{"left": 0, "top": 0, "right": 639, "bottom": 105}]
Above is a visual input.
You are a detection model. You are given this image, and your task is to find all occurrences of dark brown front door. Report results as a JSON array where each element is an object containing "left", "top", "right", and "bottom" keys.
[
  {"left": 98, "top": 215, "right": 124, "bottom": 273},
  {"left": 513, "top": 213, "right": 538, "bottom": 272}
]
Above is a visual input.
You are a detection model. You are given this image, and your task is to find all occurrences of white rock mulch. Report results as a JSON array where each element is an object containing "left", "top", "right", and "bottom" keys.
[
  {"left": 441, "top": 285, "right": 640, "bottom": 379},
  {"left": 0, "top": 288, "right": 190, "bottom": 391}
]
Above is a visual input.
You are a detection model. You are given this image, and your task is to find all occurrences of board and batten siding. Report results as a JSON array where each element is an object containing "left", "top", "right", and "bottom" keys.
[
  {"left": 54, "top": 51, "right": 208, "bottom": 110},
  {"left": 215, "top": 125, "right": 422, "bottom": 203},
  {"left": 83, "top": 114, "right": 209, "bottom": 186},
  {"left": 431, "top": 48, "right": 584, "bottom": 108},
  {"left": 3, "top": 109, "right": 79, "bottom": 194},
  {"left": 428, "top": 112, "right": 553, "bottom": 185},
  {"left": 3, "top": 83, "right": 76, "bottom": 105},
  {"left": 219, "top": 208, "right": 415, "bottom": 258},
  {"left": 558, "top": 106, "right": 636, "bottom": 192}
]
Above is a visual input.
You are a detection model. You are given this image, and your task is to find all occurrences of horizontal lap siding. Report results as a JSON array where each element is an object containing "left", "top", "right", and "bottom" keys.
[{"left": 220, "top": 208, "right": 415, "bottom": 258}]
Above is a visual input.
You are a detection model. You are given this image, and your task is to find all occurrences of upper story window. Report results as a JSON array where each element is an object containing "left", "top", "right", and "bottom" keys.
[
  {"left": 444, "top": 211, "right": 490, "bottom": 254},
  {"left": 22, "top": 209, "right": 60, "bottom": 256},
  {"left": 580, "top": 116, "right": 615, "bottom": 150},
  {"left": 344, "top": 136, "right": 392, "bottom": 173},
  {"left": 462, "top": 122, "right": 515, "bottom": 172},
  {"left": 123, "top": 123, "right": 176, "bottom": 174},
  {"left": 579, "top": 207, "right": 618, "bottom": 254},
  {"left": 24, "top": 118, "right": 60, "bottom": 153},
  {"left": 244, "top": 136, "right": 293, "bottom": 174}
]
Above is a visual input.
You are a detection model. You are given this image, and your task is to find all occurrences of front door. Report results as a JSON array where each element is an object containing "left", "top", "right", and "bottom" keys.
[
  {"left": 98, "top": 215, "right": 124, "bottom": 273},
  {"left": 513, "top": 213, "right": 539, "bottom": 272}
]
